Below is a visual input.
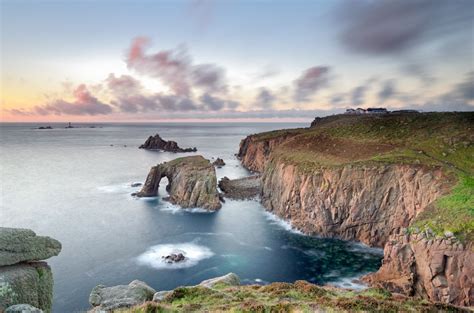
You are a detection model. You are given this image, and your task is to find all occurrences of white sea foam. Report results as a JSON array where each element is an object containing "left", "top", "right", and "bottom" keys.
[
  {"left": 160, "top": 202, "right": 213, "bottom": 214},
  {"left": 347, "top": 242, "right": 383, "bottom": 255},
  {"left": 263, "top": 211, "right": 303, "bottom": 235},
  {"left": 97, "top": 183, "right": 131, "bottom": 193},
  {"left": 326, "top": 273, "right": 370, "bottom": 291},
  {"left": 137, "top": 242, "right": 215, "bottom": 269}
]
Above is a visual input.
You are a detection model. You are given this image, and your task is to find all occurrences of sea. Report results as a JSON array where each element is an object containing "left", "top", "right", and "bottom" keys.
[{"left": 0, "top": 122, "right": 383, "bottom": 312}]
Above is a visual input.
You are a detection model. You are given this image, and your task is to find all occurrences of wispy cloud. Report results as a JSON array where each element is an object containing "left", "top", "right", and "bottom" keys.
[{"left": 293, "top": 66, "right": 330, "bottom": 102}]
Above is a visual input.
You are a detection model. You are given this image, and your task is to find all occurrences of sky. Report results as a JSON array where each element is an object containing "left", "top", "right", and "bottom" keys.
[{"left": 1, "top": 0, "right": 473, "bottom": 122}]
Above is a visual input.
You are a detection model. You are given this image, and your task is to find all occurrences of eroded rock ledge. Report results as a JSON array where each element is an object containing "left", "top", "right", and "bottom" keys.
[
  {"left": 136, "top": 155, "right": 221, "bottom": 211},
  {"left": 218, "top": 176, "right": 261, "bottom": 200},
  {"left": 139, "top": 134, "right": 197, "bottom": 153}
]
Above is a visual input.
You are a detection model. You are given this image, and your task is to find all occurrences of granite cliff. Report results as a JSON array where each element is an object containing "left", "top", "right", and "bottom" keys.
[{"left": 238, "top": 112, "right": 473, "bottom": 306}]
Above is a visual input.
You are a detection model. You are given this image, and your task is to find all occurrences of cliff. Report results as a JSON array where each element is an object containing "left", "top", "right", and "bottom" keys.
[
  {"left": 238, "top": 112, "right": 474, "bottom": 306},
  {"left": 136, "top": 156, "right": 221, "bottom": 211}
]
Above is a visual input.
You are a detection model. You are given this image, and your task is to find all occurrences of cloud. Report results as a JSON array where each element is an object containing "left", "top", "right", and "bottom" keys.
[
  {"left": 400, "top": 63, "right": 436, "bottom": 85},
  {"left": 330, "top": 93, "right": 345, "bottom": 105},
  {"left": 32, "top": 84, "right": 113, "bottom": 116},
  {"left": 255, "top": 88, "right": 277, "bottom": 109},
  {"left": 454, "top": 71, "right": 474, "bottom": 101},
  {"left": 378, "top": 80, "right": 397, "bottom": 102},
  {"left": 199, "top": 93, "right": 239, "bottom": 111},
  {"left": 126, "top": 37, "right": 227, "bottom": 96},
  {"left": 338, "top": 0, "right": 474, "bottom": 55},
  {"left": 191, "top": 64, "right": 227, "bottom": 93},
  {"left": 106, "top": 73, "right": 143, "bottom": 96},
  {"left": 293, "top": 66, "right": 330, "bottom": 102}
]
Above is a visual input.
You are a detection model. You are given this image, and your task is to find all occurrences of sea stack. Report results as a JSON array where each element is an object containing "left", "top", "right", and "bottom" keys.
[
  {"left": 136, "top": 155, "right": 221, "bottom": 211},
  {"left": 139, "top": 134, "right": 197, "bottom": 153}
]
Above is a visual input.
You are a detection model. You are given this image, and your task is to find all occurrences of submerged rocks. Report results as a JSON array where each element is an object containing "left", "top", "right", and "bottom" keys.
[
  {"left": 0, "top": 228, "right": 61, "bottom": 313},
  {"left": 130, "top": 182, "right": 142, "bottom": 187},
  {"left": 136, "top": 155, "right": 221, "bottom": 211},
  {"left": 162, "top": 253, "right": 185, "bottom": 263},
  {"left": 89, "top": 280, "right": 156, "bottom": 311},
  {"left": 218, "top": 176, "right": 261, "bottom": 200},
  {"left": 0, "top": 228, "right": 62, "bottom": 266},
  {"left": 139, "top": 134, "right": 197, "bottom": 153},
  {"left": 212, "top": 158, "right": 226, "bottom": 168}
]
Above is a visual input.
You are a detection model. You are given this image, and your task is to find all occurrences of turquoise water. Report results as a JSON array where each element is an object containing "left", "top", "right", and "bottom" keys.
[{"left": 0, "top": 123, "right": 382, "bottom": 312}]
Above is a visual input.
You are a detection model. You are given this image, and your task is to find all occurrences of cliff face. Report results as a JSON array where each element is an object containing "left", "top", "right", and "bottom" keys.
[
  {"left": 137, "top": 156, "right": 221, "bottom": 211},
  {"left": 363, "top": 233, "right": 473, "bottom": 306},
  {"left": 260, "top": 162, "right": 447, "bottom": 247},
  {"left": 237, "top": 113, "right": 473, "bottom": 306}
]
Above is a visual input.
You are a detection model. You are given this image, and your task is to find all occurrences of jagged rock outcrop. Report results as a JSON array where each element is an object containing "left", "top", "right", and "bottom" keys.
[
  {"left": 136, "top": 156, "right": 221, "bottom": 211},
  {"left": 139, "top": 134, "right": 197, "bottom": 152},
  {"left": 260, "top": 162, "right": 448, "bottom": 247},
  {"left": 89, "top": 280, "right": 156, "bottom": 311},
  {"left": 363, "top": 232, "right": 473, "bottom": 306},
  {"left": 218, "top": 176, "right": 261, "bottom": 200},
  {"left": 0, "top": 228, "right": 61, "bottom": 266},
  {"left": 0, "top": 228, "right": 61, "bottom": 313}
]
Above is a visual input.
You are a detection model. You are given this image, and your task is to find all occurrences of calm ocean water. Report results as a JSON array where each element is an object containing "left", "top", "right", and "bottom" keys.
[{"left": 0, "top": 122, "right": 382, "bottom": 312}]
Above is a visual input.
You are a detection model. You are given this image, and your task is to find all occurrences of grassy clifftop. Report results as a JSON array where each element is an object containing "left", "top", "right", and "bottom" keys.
[
  {"left": 121, "top": 281, "right": 465, "bottom": 312},
  {"left": 251, "top": 112, "right": 474, "bottom": 242}
]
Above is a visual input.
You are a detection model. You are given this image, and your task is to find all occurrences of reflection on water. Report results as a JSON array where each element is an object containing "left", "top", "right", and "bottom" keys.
[{"left": 0, "top": 123, "right": 382, "bottom": 312}]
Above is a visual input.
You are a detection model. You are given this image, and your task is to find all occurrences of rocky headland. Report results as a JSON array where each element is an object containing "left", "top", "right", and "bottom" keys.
[
  {"left": 136, "top": 155, "right": 221, "bottom": 211},
  {"left": 0, "top": 227, "right": 62, "bottom": 313},
  {"left": 139, "top": 134, "right": 197, "bottom": 152},
  {"left": 237, "top": 112, "right": 474, "bottom": 306}
]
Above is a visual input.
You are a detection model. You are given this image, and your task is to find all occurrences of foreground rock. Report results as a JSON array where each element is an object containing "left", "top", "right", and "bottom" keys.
[
  {"left": 89, "top": 280, "right": 156, "bottom": 311},
  {"left": 199, "top": 273, "right": 240, "bottom": 288},
  {"left": 5, "top": 304, "right": 43, "bottom": 313},
  {"left": 363, "top": 232, "right": 474, "bottom": 306},
  {"left": 0, "top": 262, "right": 53, "bottom": 312},
  {"left": 218, "top": 176, "right": 260, "bottom": 200},
  {"left": 136, "top": 156, "right": 221, "bottom": 211},
  {"left": 0, "top": 228, "right": 62, "bottom": 266},
  {"left": 0, "top": 228, "right": 61, "bottom": 313},
  {"left": 139, "top": 134, "right": 197, "bottom": 152}
]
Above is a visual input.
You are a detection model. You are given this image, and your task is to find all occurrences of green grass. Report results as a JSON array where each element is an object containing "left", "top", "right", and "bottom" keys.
[
  {"left": 119, "top": 281, "right": 465, "bottom": 312},
  {"left": 412, "top": 175, "right": 474, "bottom": 242}
]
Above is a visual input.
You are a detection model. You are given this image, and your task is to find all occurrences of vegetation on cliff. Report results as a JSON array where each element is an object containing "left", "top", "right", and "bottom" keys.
[
  {"left": 116, "top": 281, "right": 466, "bottom": 312},
  {"left": 242, "top": 112, "right": 474, "bottom": 242}
]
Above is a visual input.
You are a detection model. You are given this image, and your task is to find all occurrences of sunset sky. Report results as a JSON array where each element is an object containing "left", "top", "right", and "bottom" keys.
[{"left": 1, "top": 0, "right": 473, "bottom": 122}]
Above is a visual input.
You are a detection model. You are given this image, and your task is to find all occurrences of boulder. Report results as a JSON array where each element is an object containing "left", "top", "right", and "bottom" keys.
[
  {"left": 136, "top": 156, "right": 221, "bottom": 211},
  {"left": 152, "top": 290, "right": 171, "bottom": 302},
  {"left": 5, "top": 304, "right": 43, "bottom": 313},
  {"left": 199, "top": 273, "right": 240, "bottom": 288},
  {"left": 212, "top": 158, "right": 226, "bottom": 167},
  {"left": 0, "top": 262, "right": 53, "bottom": 312},
  {"left": 89, "top": 280, "right": 156, "bottom": 311},
  {"left": 218, "top": 176, "right": 261, "bottom": 200},
  {"left": 139, "top": 134, "right": 197, "bottom": 153},
  {"left": 0, "top": 228, "right": 62, "bottom": 266}
]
